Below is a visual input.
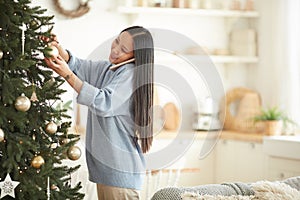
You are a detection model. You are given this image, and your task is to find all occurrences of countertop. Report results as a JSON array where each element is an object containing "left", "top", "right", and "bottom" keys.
[{"left": 154, "top": 130, "right": 265, "bottom": 143}]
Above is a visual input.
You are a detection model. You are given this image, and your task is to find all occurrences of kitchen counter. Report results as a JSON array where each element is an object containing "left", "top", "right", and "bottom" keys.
[{"left": 154, "top": 130, "right": 264, "bottom": 143}]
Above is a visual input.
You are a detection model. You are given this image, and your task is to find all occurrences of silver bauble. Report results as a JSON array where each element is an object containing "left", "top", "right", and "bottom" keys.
[
  {"left": 67, "top": 146, "right": 81, "bottom": 161},
  {"left": 15, "top": 93, "right": 31, "bottom": 112},
  {"left": 45, "top": 121, "right": 58, "bottom": 134}
]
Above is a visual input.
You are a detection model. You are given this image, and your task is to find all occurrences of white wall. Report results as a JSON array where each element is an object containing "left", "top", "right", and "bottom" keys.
[{"left": 29, "top": 0, "right": 297, "bottom": 128}]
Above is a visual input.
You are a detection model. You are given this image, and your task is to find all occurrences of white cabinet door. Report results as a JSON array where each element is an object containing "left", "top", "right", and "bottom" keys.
[
  {"left": 178, "top": 139, "right": 215, "bottom": 186},
  {"left": 215, "top": 139, "right": 237, "bottom": 183},
  {"left": 215, "top": 139, "right": 265, "bottom": 183},
  {"left": 266, "top": 156, "right": 300, "bottom": 181},
  {"left": 142, "top": 138, "right": 215, "bottom": 199}
]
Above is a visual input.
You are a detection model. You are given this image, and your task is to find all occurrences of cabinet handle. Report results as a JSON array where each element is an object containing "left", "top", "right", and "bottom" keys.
[{"left": 279, "top": 173, "right": 285, "bottom": 179}]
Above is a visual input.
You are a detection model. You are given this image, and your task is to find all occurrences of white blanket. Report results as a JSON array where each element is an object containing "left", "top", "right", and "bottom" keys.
[{"left": 182, "top": 180, "right": 300, "bottom": 200}]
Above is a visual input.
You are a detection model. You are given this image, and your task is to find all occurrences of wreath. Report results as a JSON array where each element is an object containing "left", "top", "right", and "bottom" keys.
[{"left": 53, "top": 0, "right": 90, "bottom": 18}]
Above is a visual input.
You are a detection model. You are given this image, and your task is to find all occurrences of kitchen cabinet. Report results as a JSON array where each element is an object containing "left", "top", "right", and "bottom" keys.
[
  {"left": 263, "top": 136, "right": 300, "bottom": 181},
  {"left": 145, "top": 136, "right": 215, "bottom": 186},
  {"left": 148, "top": 131, "right": 265, "bottom": 187},
  {"left": 141, "top": 135, "right": 215, "bottom": 199},
  {"left": 266, "top": 156, "right": 300, "bottom": 181},
  {"left": 214, "top": 139, "right": 265, "bottom": 183}
]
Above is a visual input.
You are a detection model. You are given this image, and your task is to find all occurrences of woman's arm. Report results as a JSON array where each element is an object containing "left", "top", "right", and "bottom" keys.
[{"left": 44, "top": 55, "right": 83, "bottom": 93}]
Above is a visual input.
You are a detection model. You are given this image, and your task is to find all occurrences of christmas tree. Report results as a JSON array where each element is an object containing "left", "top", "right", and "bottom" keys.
[{"left": 0, "top": 0, "right": 84, "bottom": 199}]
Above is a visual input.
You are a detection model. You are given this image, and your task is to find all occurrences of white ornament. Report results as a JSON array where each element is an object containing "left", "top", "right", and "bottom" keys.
[
  {"left": 20, "top": 23, "right": 27, "bottom": 55},
  {"left": 0, "top": 174, "right": 20, "bottom": 199},
  {"left": 47, "top": 45, "right": 59, "bottom": 58},
  {"left": 0, "top": 49, "right": 3, "bottom": 59}
]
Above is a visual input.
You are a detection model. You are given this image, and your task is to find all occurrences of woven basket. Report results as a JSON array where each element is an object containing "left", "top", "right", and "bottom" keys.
[
  {"left": 264, "top": 120, "right": 283, "bottom": 135},
  {"left": 220, "top": 87, "right": 264, "bottom": 133}
]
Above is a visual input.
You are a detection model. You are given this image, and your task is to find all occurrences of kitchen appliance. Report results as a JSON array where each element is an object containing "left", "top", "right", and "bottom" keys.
[{"left": 193, "top": 97, "right": 222, "bottom": 131}]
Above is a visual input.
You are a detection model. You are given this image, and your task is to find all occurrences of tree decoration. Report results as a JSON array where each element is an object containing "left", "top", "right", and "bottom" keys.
[
  {"left": 31, "top": 155, "right": 45, "bottom": 169},
  {"left": 67, "top": 146, "right": 81, "bottom": 161},
  {"left": 51, "top": 184, "right": 60, "bottom": 191},
  {"left": 30, "top": 83, "right": 39, "bottom": 102},
  {"left": 0, "top": 0, "right": 84, "bottom": 198},
  {"left": 0, "top": 128, "right": 4, "bottom": 142},
  {"left": 30, "top": 91, "right": 39, "bottom": 102},
  {"left": 14, "top": 93, "right": 31, "bottom": 112},
  {"left": 0, "top": 174, "right": 20, "bottom": 199},
  {"left": 20, "top": 23, "right": 26, "bottom": 55},
  {"left": 53, "top": 0, "right": 91, "bottom": 18},
  {"left": 50, "top": 142, "right": 59, "bottom": 149},
  {"left": 59, "top": 138, "right": 70, "bottom": 145},
  {"left": 44, "top": 45, "right": 59, "bottom": 58},
  {"left": 45, "top": 121, "right": 58, "bottom": 134},
  {"left": 47, "top": 177, "right": 50, "bottom": 200},
  {"left": 0, "top": 49, "right": 3, "bottom": 59}
]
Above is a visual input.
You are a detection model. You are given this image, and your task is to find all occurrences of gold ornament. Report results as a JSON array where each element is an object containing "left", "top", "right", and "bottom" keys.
[
  {"left": 0, "top": 49, "right": 3, "bottom": 59},
  {"left": 59, "top": 138, "right": 70, "bottom": 145},
  {"left": 67, "top": 146, "right": 81, "bottom": 161},
  {"left": 51, "top": 185, "right": 60, "bottom": 191},
  {"left": 30, "top": 91, "right": 39, "bottom": 102},
  {"left": 31, "top": 155, "right": 45, "bottom": 169},
  {"left": 45, "top": 121, "right": 58, "bottom": 134},
  {"left": 0, "top": 128, "right": 4, "bottom": 142},
  {"left": 15, "top": 93, "right": 31, "bottom": 112},
  {"left": 50, "top": 142, "right": 59, "bottom": 149}
]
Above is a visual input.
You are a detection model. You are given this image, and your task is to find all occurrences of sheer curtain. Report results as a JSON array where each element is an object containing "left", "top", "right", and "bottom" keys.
[{"left": 276, "top": 0, "right": 300, "bottom": 126}]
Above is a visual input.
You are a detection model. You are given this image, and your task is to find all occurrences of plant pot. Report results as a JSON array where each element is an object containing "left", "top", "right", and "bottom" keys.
[{"left": 264, "top": 120, "right": 283, "bottom": 136}]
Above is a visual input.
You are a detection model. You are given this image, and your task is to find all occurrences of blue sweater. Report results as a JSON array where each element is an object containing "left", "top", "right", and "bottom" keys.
[{"left": 68, "top": 52, "right": 145, "bottom": 190}]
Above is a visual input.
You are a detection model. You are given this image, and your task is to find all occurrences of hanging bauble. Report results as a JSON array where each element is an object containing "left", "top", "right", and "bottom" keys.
[
  {"left": 50, "top": 142, "right": 59, "bottom": 149},
  {"left": 30, "top": 91, "right": 39, "bottom": 102},
  {"left": 44, "top": 45, "right": 59, "bottom": 58},
  {"left": 59, "top": 138, "right": 70, "bottom": 145},
  {"left": 44, "top": 77, "right": 56, "bottom": 88},
  {"left": 0, "top": 128, "right": 4, "bottom": 142},
  {"left": 14, "top": 93, "right": 31, "bottom": 112},
  {"left": 0, "top": 50, "right": 3, "bottom": 59},
  {"left": 45, "top": 121, "right": 58, "bottom": 135},
  {"left": 31, "top": 155, "right": 45, "bottom": 169},
  {"left": 51, "top": 184, "right": 60, "bottom": 191},
  {"left": 67, "top": 146, "right": 81, "bottom": 161}
]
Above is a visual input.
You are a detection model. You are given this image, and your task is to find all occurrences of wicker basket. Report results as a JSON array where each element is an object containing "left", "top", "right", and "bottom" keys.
[
  {"left": 264, "top": 120, "right": 283, "bottom": 135},
  {"left": 220, "top": 87, "right": 264, "bottom": 133}
]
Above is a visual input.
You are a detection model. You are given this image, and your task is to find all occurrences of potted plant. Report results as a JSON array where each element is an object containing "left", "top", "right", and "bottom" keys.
[{"left": 253, "top": 106, "right": 295, "bottom": 135}]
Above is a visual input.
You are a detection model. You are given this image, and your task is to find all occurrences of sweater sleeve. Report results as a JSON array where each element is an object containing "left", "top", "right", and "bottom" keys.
[
  {"left": 77, "top": 65, "right": 134, "bottom": 117},
  {"left": 67, "top": 50, "right": 109, "bottom": 84}
]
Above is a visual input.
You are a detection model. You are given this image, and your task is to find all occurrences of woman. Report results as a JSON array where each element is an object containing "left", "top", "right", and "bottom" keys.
[{"left": 44, "top": 26, "right": 154, "bottom": 200}]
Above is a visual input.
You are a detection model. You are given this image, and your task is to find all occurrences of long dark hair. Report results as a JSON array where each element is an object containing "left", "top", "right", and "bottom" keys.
[{"left": 121, "top": 26, "right": 154, "bottom": 153}]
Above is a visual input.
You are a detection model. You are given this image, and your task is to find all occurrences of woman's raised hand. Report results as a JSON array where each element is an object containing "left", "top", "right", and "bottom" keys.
[
  {"left": 41, "top": 34, "right": 70, "bottom": 62},
  {"left": 44, "top": 55, "right": 72, "bottom": 79}
]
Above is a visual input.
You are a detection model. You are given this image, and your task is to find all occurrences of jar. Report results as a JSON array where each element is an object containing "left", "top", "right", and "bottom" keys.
[{"left": 173, "top": 0, "right": 186, "bottom": 8}]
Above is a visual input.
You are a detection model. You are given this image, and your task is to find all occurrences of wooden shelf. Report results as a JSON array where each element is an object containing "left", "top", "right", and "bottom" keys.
[{"left": 118, "top": 6, "right": 259, "bottom": 18}]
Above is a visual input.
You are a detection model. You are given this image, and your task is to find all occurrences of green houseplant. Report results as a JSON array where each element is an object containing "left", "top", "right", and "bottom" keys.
[{"left": 254, "top": 106, "right": 295, "bottom": 135}]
